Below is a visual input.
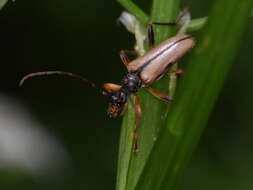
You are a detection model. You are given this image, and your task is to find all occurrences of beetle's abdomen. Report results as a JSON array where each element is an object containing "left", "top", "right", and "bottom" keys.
[{"left": 127, "top": 34, "right": 195, "bottom": 85}]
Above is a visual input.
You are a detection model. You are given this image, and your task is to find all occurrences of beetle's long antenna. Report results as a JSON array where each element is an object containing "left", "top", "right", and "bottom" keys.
[{"left": 19, "top": 71, "right": 108, "bottom": 96}]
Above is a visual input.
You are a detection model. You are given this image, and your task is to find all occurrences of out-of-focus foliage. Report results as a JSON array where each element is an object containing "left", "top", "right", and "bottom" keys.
[{"left": 0, "top": 0, "right": 8, "bottom": 10}]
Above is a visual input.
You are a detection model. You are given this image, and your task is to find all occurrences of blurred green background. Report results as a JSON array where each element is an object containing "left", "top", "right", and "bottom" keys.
[{"left": 0, "top": 0, "right": 252, "bottom": 189}]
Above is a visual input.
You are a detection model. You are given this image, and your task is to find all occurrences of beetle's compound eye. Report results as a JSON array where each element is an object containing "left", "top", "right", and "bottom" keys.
[
  {"left": 107, "top": 105, "right": 119, "bottom": 118},
  {"left": 120, "top": 92, "right": 126, "bottom": 103}
]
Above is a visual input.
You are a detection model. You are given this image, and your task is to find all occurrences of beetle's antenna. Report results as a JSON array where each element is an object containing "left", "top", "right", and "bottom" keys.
[{"left": 19, "top": 71, "right": 108, "bottom": 96}]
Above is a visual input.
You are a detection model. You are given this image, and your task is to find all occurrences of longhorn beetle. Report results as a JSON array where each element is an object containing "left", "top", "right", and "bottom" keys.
[{"left": 19, "top": 14, "right": 195, "bottom": 153}]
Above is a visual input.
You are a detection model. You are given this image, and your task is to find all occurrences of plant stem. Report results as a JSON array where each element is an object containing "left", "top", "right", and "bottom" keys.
[{"left": 116, "top": 0, "right": 180, "bottom": 190}]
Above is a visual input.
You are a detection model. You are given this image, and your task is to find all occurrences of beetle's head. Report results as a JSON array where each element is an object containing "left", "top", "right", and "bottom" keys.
[{"left": 107, "top": 90, "right": 127, "bottom": 118}]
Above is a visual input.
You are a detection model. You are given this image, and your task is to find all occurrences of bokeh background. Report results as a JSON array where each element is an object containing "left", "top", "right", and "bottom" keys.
[{"left": 0, "top": 0, "right": 252, "bottom": 189}]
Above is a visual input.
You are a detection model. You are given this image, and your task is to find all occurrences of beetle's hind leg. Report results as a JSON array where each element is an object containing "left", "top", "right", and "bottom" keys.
[
  {"left": 147, "top": 8, "right": 189, "bottom": 49},
  {"left": 148, "top": 22, "right": 177, "bottom": 49}
]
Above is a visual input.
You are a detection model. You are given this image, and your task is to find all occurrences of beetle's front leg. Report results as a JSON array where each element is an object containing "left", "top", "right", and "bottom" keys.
[
  {"left": 103, "top": 83, "right": 121, "bottom": 92},
  {"left": 133, "top": 93, "right": 142, "bottom": 153},
  {"left": 146, "top": 87, "right": 172, "bottom": 102},
  {"left": 120, "top": 50, "right": 138, "bottom": 67}
]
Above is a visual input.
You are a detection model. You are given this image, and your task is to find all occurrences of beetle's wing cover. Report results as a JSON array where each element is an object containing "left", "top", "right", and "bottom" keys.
[{"left": 127, "top": 34, "right": 195, "bottom": 85}]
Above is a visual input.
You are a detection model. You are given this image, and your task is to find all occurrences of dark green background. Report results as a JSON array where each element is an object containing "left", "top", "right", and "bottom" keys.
[{"left": 0, "top": 0, "right": 252, "bottom": 189}]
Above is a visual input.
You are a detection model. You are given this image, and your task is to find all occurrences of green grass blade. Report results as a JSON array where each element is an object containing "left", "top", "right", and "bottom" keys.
[
  {"left": 134, "top": 0, "right": 253, "bottom": 190},
  {"left": 117, "top": 0, "right": 149, "bottom": 24},
  {"left": 116, "top": 0, "right": 180, "bottom": 190},
  {"left": 0, "top": 0, "right": 8, "bottom": 10},
  {"left": 116, "top": 100, "right": 136, "bottom": 190}
]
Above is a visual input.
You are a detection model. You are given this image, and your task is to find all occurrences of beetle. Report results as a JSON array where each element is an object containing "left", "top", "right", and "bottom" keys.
[{"left": 19, "top": 18, "right": 195, "bottom": 153}]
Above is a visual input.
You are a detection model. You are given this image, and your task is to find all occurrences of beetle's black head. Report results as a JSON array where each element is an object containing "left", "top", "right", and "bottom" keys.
[{"left": 107, "top": 90, "right": 127, "bottom": 118}]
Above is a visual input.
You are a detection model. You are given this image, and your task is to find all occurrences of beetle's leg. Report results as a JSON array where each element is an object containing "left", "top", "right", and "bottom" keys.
[
  {"left": 148, "top": 8, "right": 188, "bottom": 49},
  {"left": 120, "top": 102, "right": 127, "bottom": 116},
  {"left": 147, "top": 87, "right": 172, "bottom": 102},
  {"left": 122, "top": 49, "right": 138, "bottom": 55},
  {"left": 120, "top": 50, "right": 138, "bottom": 67},
  {"left": 148, "top": 22, "right": 177, "bottom": 49},
  {"left": 103, "top": 83, "right": 121, "bottom": 92},
  {"left": 120, "top": 50, "right": 130, "bottom": 67},
  {"left": 167, "top": 68, "right": 184, "bottom": 74},
  {"left": 133, "top": 93, "right": 142, "bottom": 153}
]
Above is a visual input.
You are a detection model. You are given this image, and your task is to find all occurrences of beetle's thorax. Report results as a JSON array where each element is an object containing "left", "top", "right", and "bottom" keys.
[
  {"left": 107, "top": 72, "right": 143, "bottom": 118},
  {"left": 121, "top": 72, "right": 143, "bottom": 94}
]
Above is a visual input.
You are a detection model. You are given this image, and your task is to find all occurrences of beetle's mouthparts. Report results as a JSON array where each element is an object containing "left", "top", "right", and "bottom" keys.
[{"left": 107, "top": 105, "right": 119, "bottom": 118}]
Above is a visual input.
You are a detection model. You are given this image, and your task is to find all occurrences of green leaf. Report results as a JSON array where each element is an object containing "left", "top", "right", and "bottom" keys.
[
  {"left": 135, "top": 0, "right": 253, "bottom": 190},
  {"left": 0, "top": 0, "right": 8, "bottom": 10}
]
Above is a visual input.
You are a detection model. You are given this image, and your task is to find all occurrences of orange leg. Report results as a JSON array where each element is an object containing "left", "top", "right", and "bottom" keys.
[
  {"left": 120, "top": 50, "right": 138, "bottom": 67},
  {"left": 103, "top": 83, "right": 121, "bottom": 92},
  {"left": 147, "top": 87, "right": 172, "bottom": 102},
  {"left": 133, "top": 93, "right": 142, "bottom": 153},
  {"left": 120, "top": 50, "right": 130, "bottom": 67},
  {"left": 167, "top": 68, "right": 184, "bottom": 74},
  {"left": 120, "top": 102, "right": 127, "bottom": 116}
]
